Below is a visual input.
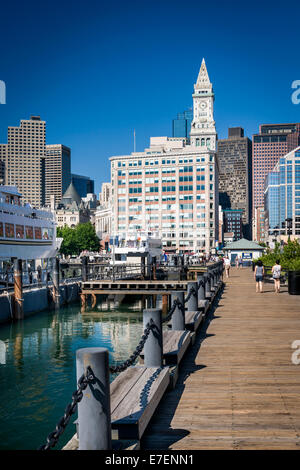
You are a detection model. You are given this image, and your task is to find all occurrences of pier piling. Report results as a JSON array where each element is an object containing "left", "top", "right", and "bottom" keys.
[{"left": 13, "top": 258, "right": 23, "bottom": 320}]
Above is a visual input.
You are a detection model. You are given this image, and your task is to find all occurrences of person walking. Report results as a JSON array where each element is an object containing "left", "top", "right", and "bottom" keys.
[
  {"left": 272, "top": 259, "right": 282, "bottom": 293},
  {"left": 254, "top": 260, "right": 264, "bottom": 293},
  {"left": 224, "top": 256, "right": 231, "bottom": 278},
  {"left": 238, "top": 257, "right": 243, "bottom": 269},
  {"left": 235, "top": 257, "right": 239, "bottom": 269}
]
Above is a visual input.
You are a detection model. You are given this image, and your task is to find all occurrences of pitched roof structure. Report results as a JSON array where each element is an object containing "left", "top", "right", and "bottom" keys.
[
  {"left": 195, "top": 58, "right": 212, "bottom": 90},
  {"left": 224, "top": 238, "right": 264, "bottom": 250},
  {"left": 60, "top": 181, "right": 81, "bottom": 207}
]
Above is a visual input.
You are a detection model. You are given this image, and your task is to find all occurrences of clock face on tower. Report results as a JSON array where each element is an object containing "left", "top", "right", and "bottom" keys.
[{"left": 200, "top": 101, "right": 207, "bottom": 109}]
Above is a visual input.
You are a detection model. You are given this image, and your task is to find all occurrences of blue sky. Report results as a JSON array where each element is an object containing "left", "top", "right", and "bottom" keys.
[{"left": 0, "top": 0, "right": 300, "bottom": 193}]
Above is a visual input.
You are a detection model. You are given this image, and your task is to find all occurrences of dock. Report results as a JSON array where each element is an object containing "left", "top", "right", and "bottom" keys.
[{"left": 141, "top": 267, "right": 300, "bottom": 450}]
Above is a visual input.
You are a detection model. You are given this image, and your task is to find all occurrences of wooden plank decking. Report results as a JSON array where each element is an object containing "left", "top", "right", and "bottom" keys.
[{"left": 141, "top": 267, "right": 300, "bottom": 450}]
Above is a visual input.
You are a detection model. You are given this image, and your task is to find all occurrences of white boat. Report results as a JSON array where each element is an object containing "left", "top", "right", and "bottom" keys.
[
  {"left": 110, "top": 230, "right": 162, "bottom": 266},
  {"left": 0, "top": 185, "right": 58, "bottom": 260}
]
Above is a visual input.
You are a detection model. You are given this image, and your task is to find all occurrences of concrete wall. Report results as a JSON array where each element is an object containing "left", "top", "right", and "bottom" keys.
[{"left": 0, "top": 282, "right": 80, "bottom": 325}]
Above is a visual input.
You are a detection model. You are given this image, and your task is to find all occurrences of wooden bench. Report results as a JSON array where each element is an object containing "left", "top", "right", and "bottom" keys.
[
  {"left": 110, "top": 366, "right": 170, "bottom": 440},
  {"left": 162, "top": 330, "right": 191, "bottom": 365},
  {"left": 167, "top": 310, "right": 203, "bottom": 332}
]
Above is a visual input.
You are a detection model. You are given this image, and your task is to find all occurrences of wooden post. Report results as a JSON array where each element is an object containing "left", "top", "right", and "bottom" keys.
[
  {"left": 80, "top": 293, "right": 87, "bottom": 312},
  {"left": 76, "top": 348, "right": 111, "bottom": 450},
  {"left": 13, "top": 258, "right": 23, "bottom": 320},
  {"left": 91, "top": 293, "right": 97, "bottom": 309},
  {"left": 162, "top": 294, "right": 168, "bottom": 316},
  {"left": 53, "top": 257, "right": 60, "bottom": 309}
]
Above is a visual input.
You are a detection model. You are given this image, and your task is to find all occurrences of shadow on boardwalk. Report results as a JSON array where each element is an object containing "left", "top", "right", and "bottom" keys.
[{"left": 141, "top": 285, "right": 225, "bottom": 450}]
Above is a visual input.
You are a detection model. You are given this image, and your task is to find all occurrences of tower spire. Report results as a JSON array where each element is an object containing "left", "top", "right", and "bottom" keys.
[{"left": 195, "top": 58, "right": 212, "bottom": 90}]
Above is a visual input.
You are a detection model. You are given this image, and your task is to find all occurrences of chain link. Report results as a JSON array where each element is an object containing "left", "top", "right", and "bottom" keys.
[
  {"left": 39, "top": 366, "right": 94, "bottom": 450},
  {"left": 109, "top": 319, "right": 155, "bottom": 373}
]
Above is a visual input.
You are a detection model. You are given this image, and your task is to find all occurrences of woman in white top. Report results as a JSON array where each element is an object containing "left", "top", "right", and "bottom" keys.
[
  {"left": 272, "top": 260, "right": 282, "bottom": 293},
  {"left": 224, "top": 256, "right": 231, "bottom": 278}
]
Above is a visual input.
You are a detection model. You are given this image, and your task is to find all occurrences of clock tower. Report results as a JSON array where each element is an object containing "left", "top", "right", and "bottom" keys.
[{"left": 190, "top": 58, "right": 217, "bottom": 150}]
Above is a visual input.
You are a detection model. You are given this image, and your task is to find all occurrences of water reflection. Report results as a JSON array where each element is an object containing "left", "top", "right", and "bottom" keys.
[{"left": 0, "top": 299, "right": 144, "bottom": 450}]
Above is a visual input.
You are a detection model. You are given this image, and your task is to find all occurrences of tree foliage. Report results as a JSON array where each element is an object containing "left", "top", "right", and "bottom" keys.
[
  {"left": 57, "top": 222, "right": 100, "bottom": 256},
  {"left": 256, "top": 239, "right": 300, "bottom": 271}
]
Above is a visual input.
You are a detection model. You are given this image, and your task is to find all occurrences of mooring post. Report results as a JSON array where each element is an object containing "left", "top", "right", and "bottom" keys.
[
  {"left": 143, "top": 308, "right": 163, "bottom": 367},
  {"left": 171, "top": 291, "right": 185, "bottom": 330},
  {"left": 13, "top": 258, "right": 23, "bottom": 320},
  {"left": 82, "top": 256, "right": 88, "bottom": 282},
  {"left": 53, "top": 257, "right": 60, "bottom": 309},
  {"left": 162, "top": 294, "right": 169, "bottom": 316},
  {"left": 204, "top": 270, "right": 211, "bottom": 299},
  {"left": 197, "top": 273, "right": 205, "bottom": 304},
  {"left": 187, "top": 281, "right": 198, "bottom": 312},
  {"left": 76, "top": 347, "right": 111, "bottom": 450}
]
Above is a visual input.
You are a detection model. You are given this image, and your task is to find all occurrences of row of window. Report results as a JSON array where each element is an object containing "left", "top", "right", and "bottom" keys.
[{"left": 0, "top": 222, "right": 53, "bottom": 240}]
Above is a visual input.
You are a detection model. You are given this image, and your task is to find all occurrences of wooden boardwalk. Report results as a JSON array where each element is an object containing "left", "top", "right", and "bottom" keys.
[{"left": 141, "top": 267, "right": 300, "bottom": 450}]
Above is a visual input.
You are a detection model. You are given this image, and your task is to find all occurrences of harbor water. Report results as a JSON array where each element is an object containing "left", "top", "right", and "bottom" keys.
[{"left": 0, "top": 300, "right": 144, "bottom": 450}]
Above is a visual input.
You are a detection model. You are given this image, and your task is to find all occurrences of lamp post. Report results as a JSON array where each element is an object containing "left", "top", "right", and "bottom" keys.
[{"left": 285, "top": 218, "right": 293, "bottom": 241}]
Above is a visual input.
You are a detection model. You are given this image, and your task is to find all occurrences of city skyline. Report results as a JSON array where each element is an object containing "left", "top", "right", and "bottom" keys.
[{"left": 0, "top": 1, "right": 300, "bottom": 193}]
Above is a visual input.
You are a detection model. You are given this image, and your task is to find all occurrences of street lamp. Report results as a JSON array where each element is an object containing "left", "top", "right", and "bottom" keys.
[{"left": 285, "top": 218, "right": 293, "bottom": 241}]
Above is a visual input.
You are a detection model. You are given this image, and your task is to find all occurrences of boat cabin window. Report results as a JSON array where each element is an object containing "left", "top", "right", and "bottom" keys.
[
  {"left": 16, "top": 225, "right": 24, "bottom": 238},
  {"left": 0, "top": 222, "right": 3, "bottom": 237},
  {"left": 35, "top": 227, "right": 42, "bottom": 239},
  {"left": 5, "top": 223, "right": 15, "bottom": 238},
  {"left": 25, "top": 226, "right": 33, "bottom": 239}
]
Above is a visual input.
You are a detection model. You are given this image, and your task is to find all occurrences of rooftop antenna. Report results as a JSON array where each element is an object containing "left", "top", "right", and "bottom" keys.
[{"left": 133, "top": 129, "right": 136, "bottom": 153}]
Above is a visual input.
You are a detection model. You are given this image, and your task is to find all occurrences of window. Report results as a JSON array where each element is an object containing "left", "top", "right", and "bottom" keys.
[
  {"left": 25, "top": 226, "right": 33, "bottom": 239},
  {"left": 16, "top": 225, "right": 24, "bottom": 239}
]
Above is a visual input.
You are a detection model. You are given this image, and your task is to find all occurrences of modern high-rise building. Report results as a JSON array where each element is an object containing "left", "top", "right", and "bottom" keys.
[
  {"left": 252, "top": 123, "right": 300, "bottom": 209},
  {"left": 0, "top": 144, "right": 6, "bottom": 184},
  {"left": 71, "top": 174, "right": 95, "bottom": 198},
  {"left": 222, "top": 208, "right": 243, "bottom": 241},
  {"left": 217, "top": 127, "right": 252, "bottom": 238},
  {"left": 110, "top": 59, "right": 219, "bottom": 254},
  {"left": 45, "top": 144, "right": 71, "bottom": 206},
  {"left": 264, "top": 146, "right": 300, "bottom": 242},
  {"left": 0, "top": 116, "right": 46, "bottom": 207},
  {"left": 172, "top": 109, "right": 193, "bottom": 141}
]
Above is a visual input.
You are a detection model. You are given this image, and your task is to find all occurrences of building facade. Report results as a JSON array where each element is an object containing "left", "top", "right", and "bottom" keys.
[
  {"left": 54, "top": 182, "right": 91, "bottom": 229},
  {"left": 71, "top": 174, "right": 95, "bottom": 198},
  {"left": 172, "top": 109, "right": 193, "bottom": 141},
  {"left": 45, "top": 144, "right": 71, "bottom": 206},
  {"left": 1, "top": 116, "right": 46, "bottom": 207},
  {"left": 222, "top": 208, "right": 243, "bottom": 241},
  {"left": 217, "top": 127, "right": 252, "bottom": 238},
  {"left": 99, "top": 182, "right": 112, "bottom": 208},
  {"left": 110, "top": 60, "right": 219, "bottom": 254},
  {"left": 252, "top": 123, "right": 300, "bottom": 209},
  {"left": 264, "top": 146, "right": 300, "bottom": 242}
]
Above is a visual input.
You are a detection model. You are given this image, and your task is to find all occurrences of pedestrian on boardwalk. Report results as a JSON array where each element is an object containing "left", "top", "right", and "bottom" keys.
[
  {"left": 254, "top": 260, "right": 264, "bottom": 293},
  {"left": 235, "top": 257, "right": 239, "bottom": 269},
  {"left": 238, "top": 257, "right": 243, "bottom": 269},
  {"left": 272, "top": 259, "right": 282, "bottom": 293},
  {"left": 224, "top": 256, "right": 231, "bottom": 278}
]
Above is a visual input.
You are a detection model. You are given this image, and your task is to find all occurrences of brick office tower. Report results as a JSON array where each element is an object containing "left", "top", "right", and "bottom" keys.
[
  {"left": 252, "top": 123, "right": 300, "bottom": 209},
  {"left": 1, "top": 116, "right": 46, "bottom": 207},
  {"left": 217, "top": 127, "right": 252, "bottom": 239}
]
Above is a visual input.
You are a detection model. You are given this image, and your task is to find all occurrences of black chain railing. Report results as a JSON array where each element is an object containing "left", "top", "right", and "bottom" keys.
[
  {"left": 109, "top": 319, "right": 155, "bottom": 373},
  {"left": 38, "top": 366, "right": 94, "bottom": 450},
  {"left": 38, "top": 265, "right": 223, "bottom": 450}
]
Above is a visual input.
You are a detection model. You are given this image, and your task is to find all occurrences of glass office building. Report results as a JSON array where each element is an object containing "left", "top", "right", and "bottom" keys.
[
  {"left": 264, "top": 147, "right": 300, "bottom": 240},
  {"left": 172, "top": 109, "right": 193, "bottom": 141}
]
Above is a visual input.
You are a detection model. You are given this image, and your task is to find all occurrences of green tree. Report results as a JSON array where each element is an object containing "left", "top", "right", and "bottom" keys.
[
  {"left": 74, "top": 222, "right": 100, "bottom": 253},
  {"left": 57, "top": 223, "right": 100, "bottom": 256},
  {"left": 57, "top": 226, "right": 77, "bottom": 256}
]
